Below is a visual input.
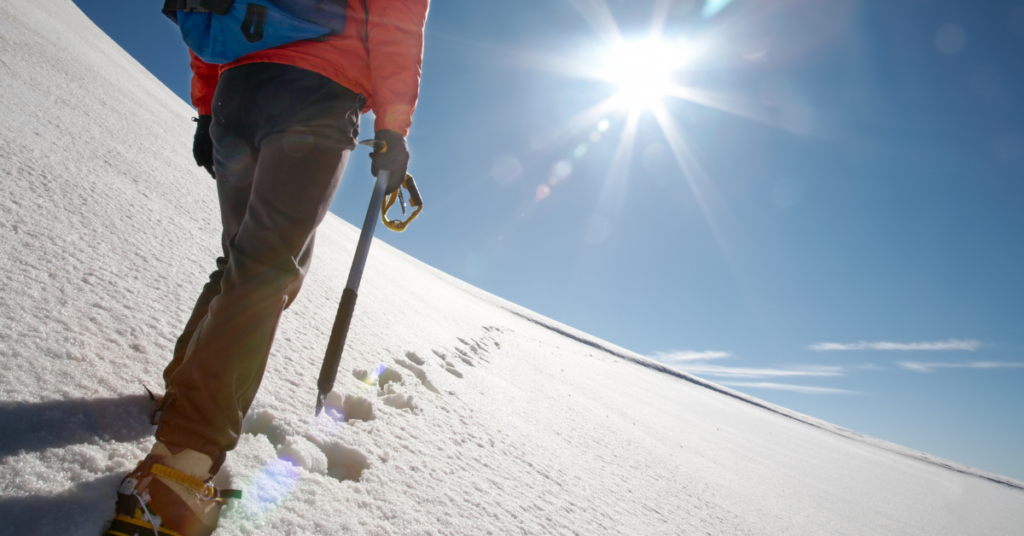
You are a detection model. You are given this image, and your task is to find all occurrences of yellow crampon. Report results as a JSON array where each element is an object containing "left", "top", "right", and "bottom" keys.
[
  {"left": 107, "top": 511, "right": 181, "bottom": 536},
  {"left": 106, "top": 463, "right": 240, "bottom": 536},
  {"left": 381, "top": 173, "right": 423, "bottom": 232}
]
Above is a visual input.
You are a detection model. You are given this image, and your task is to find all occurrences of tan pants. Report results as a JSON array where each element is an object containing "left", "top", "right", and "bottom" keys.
[{"left": 158, "top": 63, "right": 365, "bottom": 471}]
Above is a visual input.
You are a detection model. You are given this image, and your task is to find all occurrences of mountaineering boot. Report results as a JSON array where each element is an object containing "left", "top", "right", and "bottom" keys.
[{"left": 106, "top": 442, "right": 240, "bottom": 536}]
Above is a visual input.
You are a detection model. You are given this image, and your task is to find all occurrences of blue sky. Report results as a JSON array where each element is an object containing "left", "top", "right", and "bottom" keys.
[{"left": 71, "top": 0, "right": 1023, "bottom": 480}]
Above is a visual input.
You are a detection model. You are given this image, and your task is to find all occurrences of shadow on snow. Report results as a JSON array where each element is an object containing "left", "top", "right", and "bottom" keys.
[{"left": 0, "top": 394, "right": 154, "bottom": 458}]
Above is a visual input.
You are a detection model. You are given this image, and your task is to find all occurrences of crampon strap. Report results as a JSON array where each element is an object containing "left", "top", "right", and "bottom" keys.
[
  {"left": 381, "top": 173, "right": 423, "bottom": 232},
  {"left": 108, "top": 512, "right": 180, "bottom": 536},
  {"left": 150, "top": 463, "right": 242, "bottom": 501},
  {"left": 107, "top": 489, "right": 188, "bottom": 536}
]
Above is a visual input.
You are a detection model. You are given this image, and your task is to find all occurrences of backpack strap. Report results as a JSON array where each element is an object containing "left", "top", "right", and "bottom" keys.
[{"left": 163, "top": 0, "right": 234, "bottom": 15}]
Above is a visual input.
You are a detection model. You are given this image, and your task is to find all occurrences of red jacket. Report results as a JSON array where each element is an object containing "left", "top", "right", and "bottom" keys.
[{"left": 189, "top": 0, "right": 429, "bottom": 136}]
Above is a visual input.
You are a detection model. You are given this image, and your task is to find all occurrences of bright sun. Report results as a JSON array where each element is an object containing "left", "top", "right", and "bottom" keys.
[{"left": 604, "top": 38, "right": 688, "bottom": 110}]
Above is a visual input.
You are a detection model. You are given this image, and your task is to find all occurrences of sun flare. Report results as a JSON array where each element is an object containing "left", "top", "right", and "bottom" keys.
[
  {"left": 604, "top": 38, "right": 688, "bottom": 110},
  {"left": 534, "top": 0, "right": 750, "bottom": 253}
]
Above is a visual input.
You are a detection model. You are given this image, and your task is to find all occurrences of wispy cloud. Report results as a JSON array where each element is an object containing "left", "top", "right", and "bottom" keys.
[
  {"left": 810, "top": 339, "right": 980, "bottom": 352},
  {"left": 652, "top": 349, "right": 846, "bottom": 379},
  {"left": 672, "top": 363, "right": 844, "bottom": 379},
  {"left": 721, "top": 382, "right": 857, "bottom": 395},
  {"left": 651, "top": 350, "right": 731, "bottom": 363},
  {"left": 899, "top": 361, "right": 1024, "bottom": 373}
]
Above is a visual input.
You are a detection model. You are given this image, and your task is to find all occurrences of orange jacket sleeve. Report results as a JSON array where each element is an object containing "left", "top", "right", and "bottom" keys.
[
  {"left": 366, "top": 0, "right": 429, "bottom": 136},
  {"left": 189, "top": 50, "right": 221, "bottom": 116}
]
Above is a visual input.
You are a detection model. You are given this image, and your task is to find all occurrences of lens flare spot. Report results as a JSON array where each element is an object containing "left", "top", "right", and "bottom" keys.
[
  {"left": 282, "top": 127, "right": 313, "bottom": 156},
  {"left": 553, "top": 160, "right": 572, "bottom": 179},
  {"left": 536, "top": 184, "right": 551, "bottom": 200},
  {"left": 491, "top": 155, "right": 523, "bottom": 185},
  {"left": 219, "top": 138, "right": 252, "bottom": 172},
  {"left": 935, "top": 23, "right": 967, "bottom": 56},
  {"left": 233, "top": 457, "right": 301, "bottom": 523},
  {"left": 702, "top": 0, "right": 735, "bottom": 18},
  {"left": 597, "top": 119, "right": 610, "bottom": 132},
  {"left": 589, "top": 131, "right": 601, "bottom": 143},
  {"left": 643, "top": 143, "right": 672, "bottom": 174},
  {"left": 573, "top": 144, "right": 589, "bottom": 158}
]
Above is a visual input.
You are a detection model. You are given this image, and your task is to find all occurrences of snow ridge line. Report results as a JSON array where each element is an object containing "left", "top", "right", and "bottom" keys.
[{"left": 504, "top": 309, "right": 1024, "bottom": 492}]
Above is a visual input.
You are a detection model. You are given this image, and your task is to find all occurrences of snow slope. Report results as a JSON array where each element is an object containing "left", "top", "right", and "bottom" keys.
[{"left": 1, "top": 1, "right": 1022, "bottom": 534}]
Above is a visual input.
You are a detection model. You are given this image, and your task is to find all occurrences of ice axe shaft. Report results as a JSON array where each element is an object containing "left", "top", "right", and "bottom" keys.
[{"left": 315, "top": 169, "right": 389, "bottom": 415}]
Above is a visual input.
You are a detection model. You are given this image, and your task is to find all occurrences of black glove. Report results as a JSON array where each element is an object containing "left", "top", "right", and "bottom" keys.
[
  {"left": 192, "top": 115, "right": 215, "bottom": 179},
  {"left": 369, "top": 129, "right": 409, "bottom": 194}
]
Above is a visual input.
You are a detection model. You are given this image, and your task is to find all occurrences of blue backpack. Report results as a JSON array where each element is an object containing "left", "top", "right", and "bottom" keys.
[{"left": 162, "top": 0, "right": 348, "bottom": 65}]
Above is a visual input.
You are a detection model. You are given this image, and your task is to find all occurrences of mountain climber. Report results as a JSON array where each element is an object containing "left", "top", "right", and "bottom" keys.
[{"left": 106, "top": 1, "right": 429, "bottom": 535}]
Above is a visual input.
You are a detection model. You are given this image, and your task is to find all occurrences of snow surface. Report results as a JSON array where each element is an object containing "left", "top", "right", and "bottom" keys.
[{"left": 1, "top": 1, "right": 1023, "bottom": 534}]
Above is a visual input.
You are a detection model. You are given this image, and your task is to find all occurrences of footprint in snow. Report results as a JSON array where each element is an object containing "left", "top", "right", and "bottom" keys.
[
  {"left": 352, "top": 364, "right": 402, "bottom": 391},
  {"left": 246, "top": 326, "right": 504, "bottom": 486},
  {"left": 240, "top": 408, "right": 370, "bottom": 482},
  {"left": 321, "top": 441, "right": 371, "bottom": 482},
  {"left": 453, "top": 348, "right": 476, "bottom": 367},
  {"left": 425, "top": 328, "right": 506, "bottom": 380},
  {"left": 241, "top": 409, "right": 288, "bottom": 447},
  {"left": 394, "top": 357, "right": 440, "bottom": 394},
  {"left": 404, "top": 350, "right": 426, "bottom": 366},
  {"left": 325, "top": 392, "right": 376, "bottom": 422},
  {"left": 456, "top": 334, "right": 498, "bottom": 363},
  {"left": 379, "top": 383, "right": 420, "bottom": 414},
  {"left": 352, "top": 364, "right": 421, "bottom": 414},
  {"left": 428, "top": 349, "right": 464, "bottom": 377}
]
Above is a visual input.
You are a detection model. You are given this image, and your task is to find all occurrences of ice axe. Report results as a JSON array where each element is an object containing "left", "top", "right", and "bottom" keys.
[{"left": 315, "top": 139, "right": 423, "bottom": 415}]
